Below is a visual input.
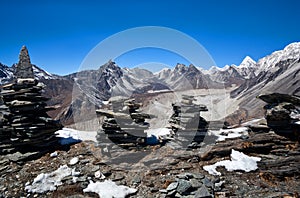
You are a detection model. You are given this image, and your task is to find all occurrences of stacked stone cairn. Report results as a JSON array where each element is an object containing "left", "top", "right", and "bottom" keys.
[
  {"left": 167, "top": 95, "right": 209, "bottom": 148},
  {"left": 0, "top": 46, "right": 62, "bottom": 157},
  {"left": 96, "top": 98, "right": 152, "bottom": 148},
  {"left": 258, "top": 93, "right": 300, "bottom": 140}
]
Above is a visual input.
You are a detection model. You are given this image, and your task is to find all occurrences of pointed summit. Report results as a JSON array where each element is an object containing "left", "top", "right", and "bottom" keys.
[
  {"left": 15, "top": 45, "right": 34, "bottom": 79},
  {"left": 239, "top": 56, "right": 256, "bottom": 68}
]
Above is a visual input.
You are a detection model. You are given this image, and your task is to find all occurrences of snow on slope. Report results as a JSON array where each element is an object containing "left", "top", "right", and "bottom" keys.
[
  {"left": 83, "top": 180, "right": 137, "bottom": 198},
  {"left": 25, "top": 165, "right": 80, "bottom": 193},
  {"left": 255, "top": 42, "right": 300, "bottom": 75},
  {"left": 203, "top": 149, "right": 261, "bottom": 176},
  {"left": 55, "top": 128, "right": 97, "bottom": 143},
  {"left": 32, "top": 65, "right": 54, "bottom": 80}
]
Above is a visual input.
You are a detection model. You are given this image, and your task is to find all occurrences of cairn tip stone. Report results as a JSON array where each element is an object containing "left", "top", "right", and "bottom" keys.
[{"left": 15, "top": 46, "right": 34, "bottom": 79}]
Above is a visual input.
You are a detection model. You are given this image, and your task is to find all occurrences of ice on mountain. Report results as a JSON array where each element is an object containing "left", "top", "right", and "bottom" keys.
[{"left": 203, "top": 149, "right": 261, "bottom": 176}]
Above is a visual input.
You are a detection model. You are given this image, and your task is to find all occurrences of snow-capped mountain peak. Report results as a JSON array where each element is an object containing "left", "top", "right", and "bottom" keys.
[
  {"left": 238, "top": 56, "right": 256, "bottom": 68},
  {"left": 154, "top": 67, "right": 171, "bottom": 75},
  {"left": 256, "top": 42, "right": 300, "bottom": 75}
]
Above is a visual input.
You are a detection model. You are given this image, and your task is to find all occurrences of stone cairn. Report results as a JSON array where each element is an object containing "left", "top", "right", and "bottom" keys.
[
  {"left": 258, "top": 93, "right": 300, "bottom": 140},
  {"left": 167, "top": 95, "right": 209, "bottom": 148},
  {"left": 0, "top": 46, "right": 62, "bottom": 157},
  {"left": 96, "top": 98, "right": 152, "bottom": 148}
]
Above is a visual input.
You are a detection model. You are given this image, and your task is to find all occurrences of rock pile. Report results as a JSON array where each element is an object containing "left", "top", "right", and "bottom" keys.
[
  {"left": 0, "top": 96, "right": 13, "bottom": 153},
  {"left": 0, "top": 46, "right": 62, "bottom": 158},
  {"left": 258, "top": 93, "right": 300, "bottom": 140},
  {"left": 96, "top": 98, "right": 151, "bottom": 148},
  {"left": 160, "top": 173, "right": 214, "bottom": 197},
  {"left": 168, "top": 95, "right": 209, "bottom": 148}
]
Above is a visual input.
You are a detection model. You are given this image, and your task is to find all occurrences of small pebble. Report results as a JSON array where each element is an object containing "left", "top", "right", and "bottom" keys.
[
  {"left": 50, "top": 151, "right": 58, "bottom": 158},
  {"left": 69, "top": 157, "right": 79, "bottom": 165}
]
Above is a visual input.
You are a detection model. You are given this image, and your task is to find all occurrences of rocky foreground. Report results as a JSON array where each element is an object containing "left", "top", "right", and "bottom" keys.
[{"left": 0, "top": 122, "right": 299, "bottom": 198}]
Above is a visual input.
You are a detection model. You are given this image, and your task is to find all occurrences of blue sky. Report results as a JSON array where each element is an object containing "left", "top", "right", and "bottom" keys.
[{"left": 0, "top": 0, "right": 299, "bottom": 75}]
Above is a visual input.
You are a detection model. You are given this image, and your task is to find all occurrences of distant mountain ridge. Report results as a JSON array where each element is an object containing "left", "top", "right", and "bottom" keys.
[{"left": 1, "top": 42, "right": 299, "bottom": 125}]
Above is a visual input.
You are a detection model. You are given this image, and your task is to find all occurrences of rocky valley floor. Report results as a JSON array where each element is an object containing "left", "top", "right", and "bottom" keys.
[{"left": 0, "top": 125, "right": 299, "bottom": 198}]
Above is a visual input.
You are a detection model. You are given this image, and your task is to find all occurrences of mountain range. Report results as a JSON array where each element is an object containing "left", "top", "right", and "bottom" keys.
[{"left": 1, "top": 42, "right": 299, "bottom": 126}]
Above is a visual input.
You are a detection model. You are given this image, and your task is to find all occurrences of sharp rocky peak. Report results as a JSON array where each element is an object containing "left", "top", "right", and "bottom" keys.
[{"left": 101, "top": 59, "right": 118, "bottom": 69}]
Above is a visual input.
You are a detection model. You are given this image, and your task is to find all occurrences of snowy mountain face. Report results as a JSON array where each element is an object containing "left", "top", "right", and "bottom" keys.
[
  {"left": 0, "top": 63, "right": 14, "bottom": 84},
  {"left": 256, "top": 42, "right": 300, "bottom": 76},
  {"left": 233, "top": 56, "right": 257, "bottom": 79},
  {"left": 32, "top": 65, "right": 55, "bottom": 80},
  {"left": 1, "top": 42, "right": 299, "bottom": 125},
  {"left": 154, "top": 63, "right": 223, "bottom": 90},
  {"left": 0, "top": 63, "right": 55, "bottom": 85},
  {"left": 231, "top": 42, "right": 300, "bottom": 97},
  {"left": 204, "top": 56, "right": 257, "bottom": 85}
]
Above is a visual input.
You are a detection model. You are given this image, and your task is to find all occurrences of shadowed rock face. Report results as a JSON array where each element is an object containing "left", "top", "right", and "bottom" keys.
[{"left": 15, "top": 46, "right": 34, "bottom": 79}]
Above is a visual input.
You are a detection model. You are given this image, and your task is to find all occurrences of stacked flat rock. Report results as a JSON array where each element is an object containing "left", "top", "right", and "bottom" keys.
[
  {"left": 0, "top": 96, "right": 14, "bottom": 153},
  {"left": 258, "top": 93, "right": 300, "bottom": 140},
  {"left": 0, "top": 46, "right": 62, "bottom": 155},
  {"left": 168, "top": 95, "right": 208, "bottom": 148},
  {"left": 96, "top": 98, "right": 151, "bottom": 148}
]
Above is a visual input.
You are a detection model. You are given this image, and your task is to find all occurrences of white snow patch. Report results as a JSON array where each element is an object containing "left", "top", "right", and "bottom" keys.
[
  {"left": 146, "top": 128, "right": 172, "bottom": 137},
  {"left": 55, "top": 128, "right": 97, "bottom": 144},
  {"left": 25, "top": 165, "right": 79, "bottom": 193},
  {"left": 203, "top": 149, "right": 261, "bottom": 176},
  {"left": 102, "top": 100, "right": 110, "bottom": 105},
  {"left": 209, "top": 127, "right": 249, "bottom": 142},
  {"left": 83, "top": 180, "right": 137, "bottom": 198}
]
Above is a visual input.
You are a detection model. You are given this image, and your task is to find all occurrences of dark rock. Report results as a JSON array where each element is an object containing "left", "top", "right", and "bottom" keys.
[
  {"left": 167, "top": 95, "right": 209, "bottom": 148},
  {"left": 258, "top": 93, "right": 300, "bottom": 140},
  {"left": 194, "top": 185, "right": 212, "bottom": 198},
  {"left": 190, "top": 178, "right": 202, "bottom": 188},
  {"left": 201, "top": 177, "right": 213, "bottom": 188},
  {"left": 96, "top": 98, "right": 153, "bottom": 147},
  {"left": 258, "top": 93, "right": 300, "bottom": 105},
  {"left": 6, "top": 151, "right": 40, "bottom": 162},
  {"left": 177, "top": 179, "right": 192, "bottom": 194},
  {"left": 166, "top": 182, "right": 178, "bottom": 191},
  {"left": 14, "top": 46, "right": 34, "bottom": 79}
]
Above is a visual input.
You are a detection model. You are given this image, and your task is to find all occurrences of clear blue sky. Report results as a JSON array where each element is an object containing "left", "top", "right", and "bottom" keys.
[{"left": 0, "top": 0, "right": 299, "bottom": 75}]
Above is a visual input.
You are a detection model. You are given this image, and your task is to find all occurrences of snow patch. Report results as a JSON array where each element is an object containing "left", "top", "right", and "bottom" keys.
[
  {"left": 55, "top": 128, "right": 97, "bottom": 144},
  {"left": 209, "top": 127, "right": 249, "bottom": 142},
  {"left": 147, "top": 89, "right": 170, "bottom": 93},
  {"left": 203, "top": 149, "right": 261, "bottom": 176},
  {"left": 145, "top": 128, "right": 173, "bottom": 144},
  {"left": 83, "top": 180, "right": 137, "bottom": 198},
  {"left": 102, "top": 100, "right": 110, "bottom": 105},
  {"left": 25, "top": 165, "right": 79, "bottom": 193}
]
